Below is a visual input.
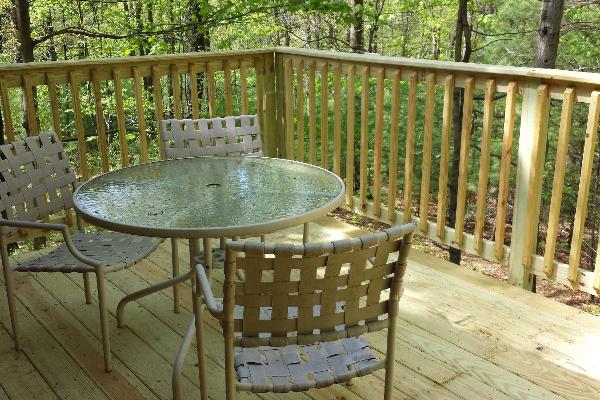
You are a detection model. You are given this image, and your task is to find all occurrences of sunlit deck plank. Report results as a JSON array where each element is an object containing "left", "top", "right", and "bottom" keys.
[{"left": 1, "top": 217, "right": 599, "bottom": 400}]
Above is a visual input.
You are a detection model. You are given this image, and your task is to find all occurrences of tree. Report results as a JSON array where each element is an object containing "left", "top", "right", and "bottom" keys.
[{"left": 535, "top": 0, "right": 565, "bottom": 68}]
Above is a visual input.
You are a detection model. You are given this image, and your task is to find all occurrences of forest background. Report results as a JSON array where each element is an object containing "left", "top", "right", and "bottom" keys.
[{"left": 1, "top": 0, "right": 600, "bottom": 293}]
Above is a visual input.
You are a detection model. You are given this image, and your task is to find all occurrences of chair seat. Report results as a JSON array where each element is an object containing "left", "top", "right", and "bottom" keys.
[
  {"left": 234, "top": 336, "right": 382, "bottom": 393},
  {"left": 14, "top": 231, "right": 163, "bottom": 273}
]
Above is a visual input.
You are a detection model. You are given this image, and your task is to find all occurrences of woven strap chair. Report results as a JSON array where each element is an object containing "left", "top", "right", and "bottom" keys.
[
  {"left": 0, "top": 132, "right": 162, "bottom": 372},
  {"left": 160, "top": 115, "right": 310, "bottom": 273},
  {"left": 172, "top": 223, "right": 414, "bottom": 400}
]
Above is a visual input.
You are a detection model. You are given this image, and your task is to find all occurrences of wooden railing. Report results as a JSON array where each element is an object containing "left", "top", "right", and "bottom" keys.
[{"left": 1, "top": 47, "right": 600, "bottom": 295}]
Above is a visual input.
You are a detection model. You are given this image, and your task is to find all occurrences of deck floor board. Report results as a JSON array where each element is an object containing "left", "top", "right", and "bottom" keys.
[{"left": 1, "top": 217, "right": 599, "bottom": 400}]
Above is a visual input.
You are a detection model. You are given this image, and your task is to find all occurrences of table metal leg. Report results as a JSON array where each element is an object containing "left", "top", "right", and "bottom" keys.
[
  {"left": 202, "top": 238, "right": 213, "bottom": 282},
  {"left": 116, "top": 271, "right": 191, "bottom": 328}
]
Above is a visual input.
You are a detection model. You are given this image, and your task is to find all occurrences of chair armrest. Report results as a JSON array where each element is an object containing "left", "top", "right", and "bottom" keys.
[
  {"left": 0, "top": 219, "right": 102, "bottom": 268},
  {"left": 194, "top": 263, "right": 223, "bottom": 317}
]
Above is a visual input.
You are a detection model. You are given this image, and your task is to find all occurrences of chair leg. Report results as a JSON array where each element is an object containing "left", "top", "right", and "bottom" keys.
[
  {"left": 384, "top": 316, "right": 398, "bottom": 400},
  {"left": 171, "top": 238, "right": 180, "bottom": 314},
  {"left": 303, "top": 222, "right": 310, "bottom": 244},
  {"left": 220, "top": 237, "right": 226, "bottom": 249},
  {"left": 193, "top": 299, "right": 208, "bottom": 400},
  {"left": 96, "top": 270, "right": 112, "bottom": 372},
  {"left": 2, "top": 267, "right": 20, "bottom": 350},
  {"left": 83, "top": 273, "right": 92, "bottom": 304}
]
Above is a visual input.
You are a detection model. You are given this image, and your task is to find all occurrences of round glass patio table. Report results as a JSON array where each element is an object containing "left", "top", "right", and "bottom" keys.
[{"left": 73, "top": 156, "right": 345, "bottom": 239}]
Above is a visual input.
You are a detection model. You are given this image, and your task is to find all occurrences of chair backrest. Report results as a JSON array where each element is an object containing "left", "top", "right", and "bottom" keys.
[
  {"left": 0, "top": 132, "right": 76, "bottom": 235},
  {"left": 222, "top": 223, "right": 414, "bottom": 347},
  {"left": 160, "top": 115, "right": 263, "bottom": 159}
]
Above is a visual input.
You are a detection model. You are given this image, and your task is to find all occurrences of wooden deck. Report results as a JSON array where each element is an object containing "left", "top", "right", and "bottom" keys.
[{"left": 1, "top": 217, "right": 600, "bottom": 400}]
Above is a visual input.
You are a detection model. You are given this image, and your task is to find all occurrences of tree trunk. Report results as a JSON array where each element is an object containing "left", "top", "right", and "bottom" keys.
[
  {"left": 534, "top": 0, "right": 565, "bottom": 68},
  {"left": 13, "top": 0, "right": 34, "bottom": 62},
  {"left": 447, "top": 0, "right": 471, "bottom": 265},
  {"left": 349, "top": 0, "right": 364, "bottom": 53}
]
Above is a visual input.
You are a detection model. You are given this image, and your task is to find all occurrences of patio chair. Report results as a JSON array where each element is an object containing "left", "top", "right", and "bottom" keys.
[
  {"left": 172, "top": 223, "right": 415, "bottom": 400},
  {"left": 160, "top": 115, "right": 310, "bottom": 268},
  {"left": 0, "top": 132, "right": 163, "bottom": 373}
]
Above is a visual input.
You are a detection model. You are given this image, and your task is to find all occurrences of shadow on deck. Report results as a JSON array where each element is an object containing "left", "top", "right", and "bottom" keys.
[{"left": 1, "top": 216, "right": 599, "bottom": 400}]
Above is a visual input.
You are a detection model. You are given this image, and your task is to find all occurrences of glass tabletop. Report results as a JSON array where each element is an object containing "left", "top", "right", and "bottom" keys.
[{"left": 73, "top": 157, "right": 345, "bottom": 238}]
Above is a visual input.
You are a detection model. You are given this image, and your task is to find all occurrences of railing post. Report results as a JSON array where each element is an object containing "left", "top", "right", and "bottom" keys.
[
  {"left": 263, "top": 52, "right": 278, "bottom": 157},
  {"left": 507, "top": 80, "right": 550, "bottom": 290}
]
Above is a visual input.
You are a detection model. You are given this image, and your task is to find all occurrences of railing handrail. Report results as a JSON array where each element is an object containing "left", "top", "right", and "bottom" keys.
[
  {"left": 0, "top": 48, "right": 275, "bottom": 80},
  {"left": 275, "top": 47, "right": 600, "bottom": 87}
]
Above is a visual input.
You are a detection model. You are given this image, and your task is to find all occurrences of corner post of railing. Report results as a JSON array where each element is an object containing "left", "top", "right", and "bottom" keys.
[
  {"left": 263, "top": 51, "right": 279, "bottom": 157},
  {"left": 507, "top": 79, "right": 550, "bottom": 291}
]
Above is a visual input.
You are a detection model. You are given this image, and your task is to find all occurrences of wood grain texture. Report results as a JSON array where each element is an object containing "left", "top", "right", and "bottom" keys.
[
  {"left": 454, "top": 77, "right": 474, "bottom": 246},
  {"left": 308, "top": 61, "right": 317, "bottom": 165},
  {"left": 387, "top": 69, "right": 401, "bottom": 223},
  {"left": 569, "top": 91, "right": 600, "bottom": 283},
  {"left": 372, "top": 67, "right": 385, "bottom": 218},
  {"left": 90, "top": 69, "right": 109, "bottom": 172},
  {"left": 494, "top": 81, "right": 518, "bottom": 261},
  {"left": 296, "top": 60, "right": 305, "bottom": 161},
  {"left": 112, "top": 69, "right": 129, "bottom": 168},
  {"left": 0, "top": 80, "right": 15, "bottom": 142},
  {"left": 133, "top": 68, "right": 149, "bottom": 163},
  {"left": 359, "top": 66, "right": 370, "bottom": 212},
  {"left": 403, "top": 72, "right": 418, "bottom": 224},
  {"left": 69, "top": 71, "right": 89, "bottom": 180},
  {"left": 333, "top": 63, "right": 342, "bottom": 176},
  {"left": 436, "top": 74, "right": 454, "bottom": 239},
  {"left": 418, "top": 73, "right": 436, "bottom": 232},
  {"left": 473, "top": 79, "right": 496, "bottom": 254},
  {"left": 320, "top": 62, "right": 329, "bottom": 170},
  {"left": 543, "top": 88, "right": 575, "bottom": 276},
  {"left": 346, "top": 65, "right": 356, "bottom": 208}
]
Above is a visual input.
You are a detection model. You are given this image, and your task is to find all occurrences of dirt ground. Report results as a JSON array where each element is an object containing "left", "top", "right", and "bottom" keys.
[{"left": 331, "top": 208, "right": 600, "bottom": 316}]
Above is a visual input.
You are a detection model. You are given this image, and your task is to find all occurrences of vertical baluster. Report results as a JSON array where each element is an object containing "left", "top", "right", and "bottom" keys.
[
  {"left": 69, "top": 71, "right": 89, "bottom": 180},
  {"left": 473, "top": 79, "right": 497, "bottom": 253},
  {"left": 346, "top": 65, "right": 356, "bottom": 208},
  {"left": 0, "top": 80, "right": 15, "bottom": 142},
  {"left": 223, "top": 60, "right": 233, "bottom": 116},
  {"left": 543, "top": 88, "right": 575, "bottom": 276},
  {"left": 171, "top": 64, "right": 182, "bottom": 119},
  {"left": 436, "top": 75, "right": 455, "bottom": 238},
  {"left": 47, "top": 76, "right": 62, "bottom": 140},
  {"left": 113, "top": 69, "right": 129, "bottom": 168},
  {"left": 296, "top": 60, "right": 305, "bottom": 161},
  {"left": 254, "top": 57, "right": 265, "bottom": 133},
  {"left": 568, "top": 91, "right": 600, "bottom": 283},
  {"left": 22, "top": 76, "right": 38, "bottom": 136},
  {"left": 359, "top": 66, "right": 370, "bottom": 212},
  {"left": 419, "top": 72, "right": 436, "bottom": 232},
  {"left": 387, "top": 69, "right": 401, "bottom": 222},
  {"left": 521, "top": 84, "right": 551, "bottom": 270},
  {"left": 494, "top": 81, "right": 518, "bottom": 261},
  {"left": 372, "top": 67, "right": 385, "bottom": 218},
  {"left": 90, "top": 69, "right": 109, "bottom": 172},
  {"left": 152, "top": 66, "right": 166, "bottom": 160},
  {"left": 207, "top": 64, "right": 217, "bottom": 118},
  {"left": 403, "top": 72, "right": 418, "bottom": 224},
  {"left": 308, "top": 61, "right": 317, "bottom": 165},
  {"left": 284, "top": 57, "right": 294, "bottom": 160},
  {"left": 333, "top": 63, "right": 342, "bottom": 176},
  {"left": 320, "top": 62, "right": 329, "bottom": 169},
  {"left": 133, "top": 68, "right": 149, "bottom": 163},
  {"left": 189, "top": 63, "right": 200, "bottom": 119},
  {"left": 240, "top": 62, "right": 249, "bottom": 115},
  {"left": 454, "top": 77, "right": 475, "bottom": 246}
]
